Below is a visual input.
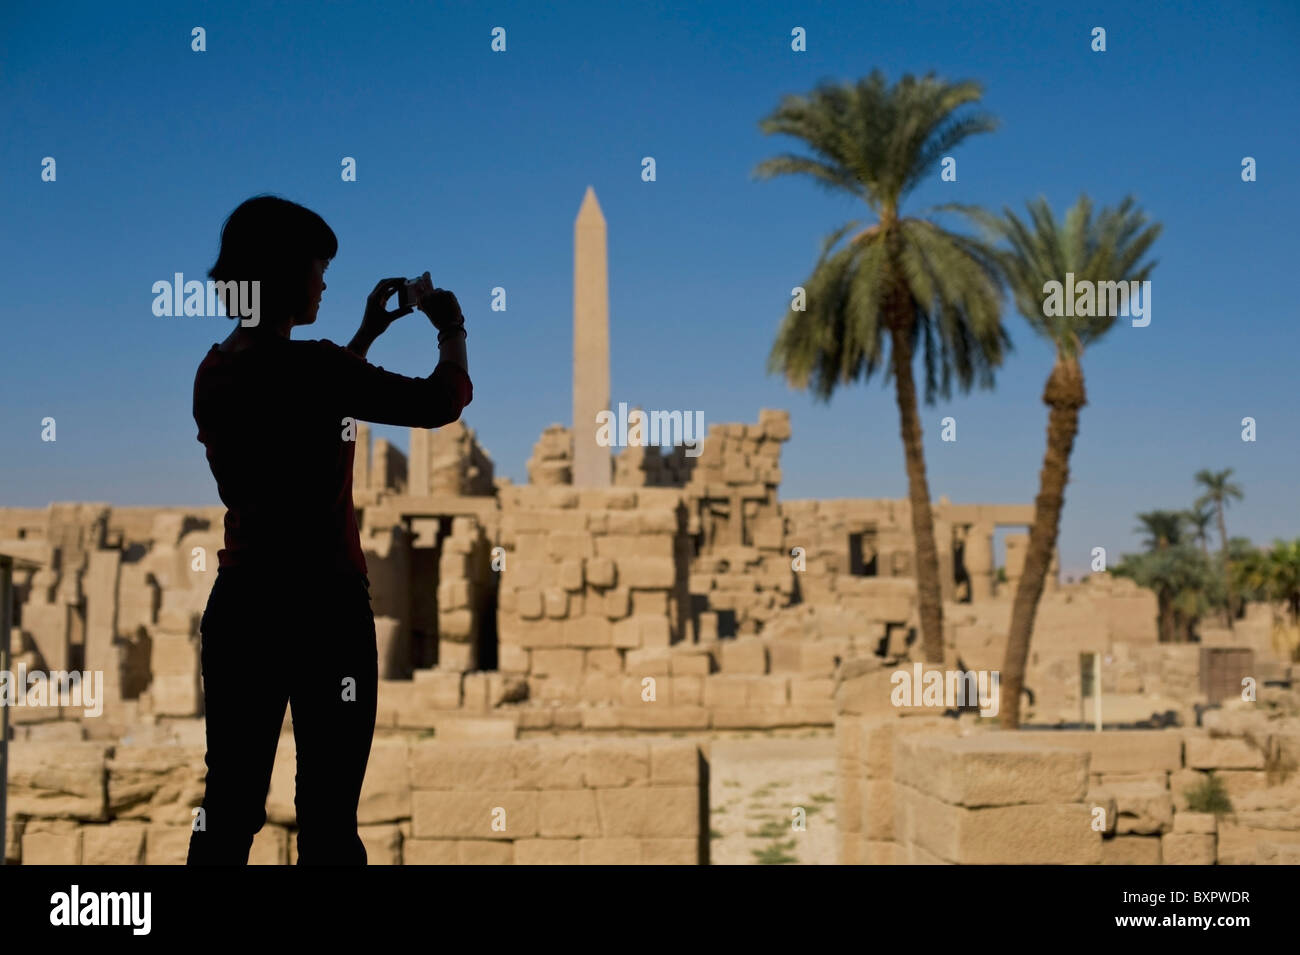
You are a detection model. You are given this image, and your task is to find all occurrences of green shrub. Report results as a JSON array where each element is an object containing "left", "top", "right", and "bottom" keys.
[{"left": 1184, "top": 772, "right": 1234, "bottom": 816}]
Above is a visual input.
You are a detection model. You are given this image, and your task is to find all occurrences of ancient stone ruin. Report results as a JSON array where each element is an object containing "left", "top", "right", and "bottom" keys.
[{"left": 4, "top": 189, "right": 1295, "bottom": 865}]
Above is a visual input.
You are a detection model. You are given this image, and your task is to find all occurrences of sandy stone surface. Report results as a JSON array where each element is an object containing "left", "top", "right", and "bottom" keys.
[{"left": 708, "top": 732, "right": 838, "bottom": 865}]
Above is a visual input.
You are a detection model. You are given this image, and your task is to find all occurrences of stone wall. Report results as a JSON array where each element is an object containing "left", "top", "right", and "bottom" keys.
[
  {"left": 835, "top": 697, "right": 1300, "bottom": 864},
  {"left": 4, "top": 736, "right": 704, "bottom": 865}
]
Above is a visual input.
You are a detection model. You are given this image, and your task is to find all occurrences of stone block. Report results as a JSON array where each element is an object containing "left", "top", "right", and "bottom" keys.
[
  {"left": 458, "top": 840, "right": 515, "bottom": 864},
  {"left": 1174, "top": 811, "right": 1217, "bottom": 834},
  {"left": 1162, "top": 832, "right": 1216, "bottom": 865},
  {"left": 515, "top": 740, "right": 586, "bottom": 790},
  {"left": 594, "top": 788, "right": 699, "bottom": 838},
  {"left": 618, "top": 558, "right": 676, "bottom": 589},
  {"left": 437, "top": 578, "right": 471, "bottom": 610},
  {"left": 641, "top": 838, "right": 697, "bottom": 864},
  {"left": 249, "top": 824, "right": 288, "bottom": 865},
  {"left": 587, "top": 557, "right": 617, "bottom": 589},
  {"left": 670, "top": 651, "right": 712, "bottom": 676},
  {"left": 671, "top": 675, "right": 703, "bottom": 706},
  {"left": 564, "top": 615, "right": 614, "bottom": 648},
  {"left": 538, "top": 790, "right": 602, "bottom": 837},
  {"left": 611, "top": 616, "right": 640, "bottom": 649},
  {"left": 1257, "top": 841, "right": 1300, "bottom": 864},
  {"left": 549, "top": 533, "right": 593, "bottom": 560},
  {"left": 595, "top": 535, "right": 672, "bottom": 561},
  {"left": 703, "top": 675, "right": 748, "bottom": 707},
  {"left": 896, "top": 784, "right": 1101, "bottom": 864},
  {"left": 81, "top": 824, "right": 147, "bottom": 865},
  {"left": 578, "top": 838, "right": 641, "bottom": 864},
  {"left": 21, "top": 830, "right": 82, "bottom": 864},
  {"left": 8, "top": 741, "right": 109, "bottom": 819},
  {"left": 720, "top": 640, "right": 767, "bottom": 674},
  {"left": 106, "top": 744, "right": 206, "bottom": 822},
  {"left": 543, "top": 587, "right": 569, "bottom": 619},
  {"left": 1101, "top": 782, "right": 1175, "bottom": 835},
  {"left": 1185, "top": 736, "right": 1266, "bottom": 770},
  {"left": 583, "top": 740, "right": 651, "bottom": 787},
  {"left": 401, "top": 839, "right": 458, "bottom": 864},
  {"left": 1101, "top": 835, "right": 1161, "bottom": 865},
  {"left": 145, "top": 826, "right": 191, "bottom": 865},
  {"left": 585, "top": 648, "right": 622, "bottom": 672},
  {"left": 1025, "top": 729, "right": 1183, "bottom": 774},
  {"left": 745, "top": 675, "right": 789, "bottom": 705},
  {"left": 359, "top": 739, "right": 411, "bottom": 824},
  {"left": 632, "top": 590, "right": 668, "bottom": 617},
  {"left": 619, "top": 705, "right": 709, "bottom": 730},
  {"left": 411, "top": 790, "right": 538, "bottom": 839},
  {"left": 559, "top": 560, "right": 585, "bottom": 592},
  {"left": 514, "top": 838, "right": 582, "bottom": 864},
  {"left": 601, "top": 586, "right": 631, "bottom": 621},
  {"left": 532, "top": 648, "right": 585, "bottom": 681},
  {"left": 894, "top": 734, "right": 1089, "bottom": 807},
  {"left": 499, "top": 643, "right": 530, "bottom": 672},
  {"left": 359, "top": 824, "right": 402, "bottom": 865},
  {"left": 440, "top": 609, "right": 474, "bottom": 640},
  {"left": 649, "top": 741, "right": 697, "bottom": 786},
  {"left": 408, "top": 741, "right": 518, "bottom": 790},
  {"left": 517, "top": 589, "right": 543, "bottom": 620}
]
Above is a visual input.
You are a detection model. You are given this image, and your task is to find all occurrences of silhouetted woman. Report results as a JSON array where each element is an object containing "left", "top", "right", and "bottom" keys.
[{"left": 188, "top": 195, "right": 471, "bottom": 864}]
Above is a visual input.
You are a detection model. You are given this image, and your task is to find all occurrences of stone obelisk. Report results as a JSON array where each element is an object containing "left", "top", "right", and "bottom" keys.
[{"left": 573, "top": 186, "right": 611, "bottom": 487}]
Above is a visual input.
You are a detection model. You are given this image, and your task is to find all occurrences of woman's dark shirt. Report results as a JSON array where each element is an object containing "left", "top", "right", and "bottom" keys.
[{"left": 193, "top": 335, "right": 472, "bottom": 581}]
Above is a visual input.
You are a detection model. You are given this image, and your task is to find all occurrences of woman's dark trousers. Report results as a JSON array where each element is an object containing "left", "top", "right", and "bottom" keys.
[{"left": 186, "top": 567, "right": 378, "bottom": 865}]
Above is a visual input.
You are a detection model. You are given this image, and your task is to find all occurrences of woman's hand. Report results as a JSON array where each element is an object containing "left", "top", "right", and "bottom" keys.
[
  {"left": 419, "top": 288, "right": 465, "bottom": 334},
  {"left": 359, "top": 277, "right": 415, "bottom": 340}
]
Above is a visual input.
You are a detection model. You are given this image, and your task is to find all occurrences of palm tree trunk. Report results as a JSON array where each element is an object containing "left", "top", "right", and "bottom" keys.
[
  {"left": 1217, "top": 506, "right": 1236, "bottom": 629},
  {"left": 888, "top": 323, "right": 945, "bottom": 664},
  {"left": 1001, "top": 357, "right": 1086, "bottom": 729}
]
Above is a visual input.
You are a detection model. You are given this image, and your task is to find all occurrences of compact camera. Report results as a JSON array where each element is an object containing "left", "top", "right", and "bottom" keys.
[{"left": 397, "top": 271, "right": 434, "bottom": 311}]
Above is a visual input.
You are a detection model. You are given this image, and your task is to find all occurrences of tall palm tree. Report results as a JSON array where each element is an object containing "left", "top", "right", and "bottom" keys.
[
  {"left": 1184, "top": 504, "right": 1215, "bottom": 560},
  {"left": 951, "top": 195, "right": 1160, "bottom": 726},
  {"left": 1195, "top": 468, "right": 1244, "bottom": 627},
  {"left": 754, "top": 71, "right": 1008, "bottom": 663},
  {"left": 1137, "top": 510, "right": 1188, "bottom": 551}
]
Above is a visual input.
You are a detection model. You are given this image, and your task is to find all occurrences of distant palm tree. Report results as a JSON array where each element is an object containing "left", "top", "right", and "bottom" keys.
[
  {"left": 1195, "top": 468, "right": 1244, "bottom": 627},
  {"left": 1137, "top": 510, "right": 1188, "bottom": 551},
  {"left": 1184, "top": 504, "right": 1215, "bottom": 560},
  {"left": 755, "top": 70, "right": 1008, "bottom": 663},
  {"left": 1239, "top": 539, "right": 1300, "bottom": 625},
  {"left": 952, "top": 195, "right": 1160, "bottom": 726},
  {"left": 1113, "top": 544, "right": 1214, "bottom": 643}
]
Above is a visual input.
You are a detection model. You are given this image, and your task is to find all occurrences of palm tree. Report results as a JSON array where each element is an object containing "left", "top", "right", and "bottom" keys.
[
  {"left": 951, "top": 195, "right": 1160, "bottom": 726},
  {"left": 1184, "top": 504, "right": 1215, "bottom": 560},
  {"left": 1137, "top": 510, "right": 1188, "bottom": 551},
  {"left": 1195, "top": 468, "right": 1244, "bottom": 627},
  {"left": 1239, "top": 538, "right": 1300, "bottom": 625},
  {"left": 1113, "top": 544, "right": 1214, "bottom": 643},
  {"left": 754, "top": 71, "right": 1008, "bottom": 663},
  {"left": 1233, "top": 538, "right": 1300, "bottom": 659}
]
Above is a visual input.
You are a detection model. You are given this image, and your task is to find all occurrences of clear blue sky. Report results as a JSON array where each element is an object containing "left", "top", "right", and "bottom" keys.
[{"left": 2, "top": 0, "right": 1297, "bottom": 577}]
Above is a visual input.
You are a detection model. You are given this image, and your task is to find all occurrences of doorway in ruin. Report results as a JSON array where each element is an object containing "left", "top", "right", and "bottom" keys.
[
  {"left": 408, "top": 516, "right": 451, "bottom": 671},
  {"left": 406, "top": 514, "right": 500, "bottom": 674},
  {"left": 848, "top": 529, "right": 878, "bottom": 577},
  {"left": 952, "top": 528, "right": 972, "bottom": 603}
]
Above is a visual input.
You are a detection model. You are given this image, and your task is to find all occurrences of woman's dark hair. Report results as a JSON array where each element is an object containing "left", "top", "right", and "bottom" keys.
[{"left": 209, "top": 195, "right": 338, "bottom": 323}]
